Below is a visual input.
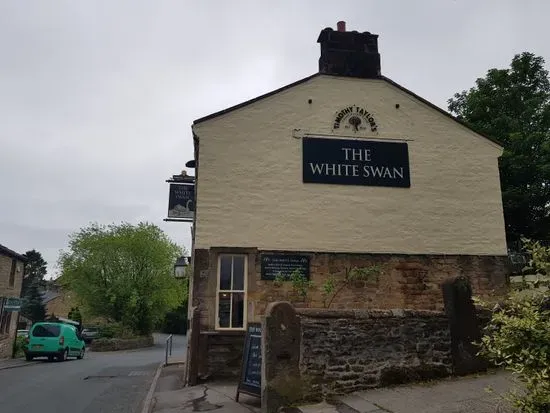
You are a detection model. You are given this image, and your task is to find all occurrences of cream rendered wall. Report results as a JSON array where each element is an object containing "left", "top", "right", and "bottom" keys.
[{"left": 192, "top": 75, "right": 507, "bottom": 256}]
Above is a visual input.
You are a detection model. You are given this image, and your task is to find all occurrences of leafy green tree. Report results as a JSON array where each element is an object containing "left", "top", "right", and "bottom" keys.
[
  {"left": 58, "top": 222, "right": 186, "bottom": 336},
  {"left": 22, "top": 249, "right": 47, "bottom": 296},
  {"left": 68, "top": 307, "right": 82, "bottom": 324},
  {"left": 448, "top": 52, "right": 550, "bottom": 243},
  {"left": 21, "top": 280, "right": 46, "bottom": 322}
]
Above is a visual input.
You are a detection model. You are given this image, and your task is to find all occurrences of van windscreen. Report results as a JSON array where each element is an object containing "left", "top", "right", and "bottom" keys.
[{"left": 32, "top": 325, "right": 61, "bottom": 337}]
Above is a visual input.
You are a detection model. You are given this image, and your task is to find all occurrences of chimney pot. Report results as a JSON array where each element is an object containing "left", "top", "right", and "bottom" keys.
[{"left": 337, "top": 21, "right": 346, "bottom": 32}]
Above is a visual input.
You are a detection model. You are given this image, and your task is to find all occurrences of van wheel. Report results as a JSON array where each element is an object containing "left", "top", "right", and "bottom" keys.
[
  {"left": 77, "top": 348, "right": 85, "bottom": 360},
  {"left": 25, "top": 354, "right": 33, "bottom": 361},
  {"left": 58, "top": 349, "right": 68, "bottom": 362}
]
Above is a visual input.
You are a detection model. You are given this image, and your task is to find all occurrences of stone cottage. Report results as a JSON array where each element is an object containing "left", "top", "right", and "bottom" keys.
[
  {"left": 0, "top": 244, "right": 25, "bottom": 359},
  {"left": 185, "top": 22, "right": 509, "bottom": 380}
]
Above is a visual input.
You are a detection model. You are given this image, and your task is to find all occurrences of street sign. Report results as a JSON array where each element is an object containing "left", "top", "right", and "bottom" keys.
[{"left": 3, "top": 297, "right": 21, "bottom": 312}]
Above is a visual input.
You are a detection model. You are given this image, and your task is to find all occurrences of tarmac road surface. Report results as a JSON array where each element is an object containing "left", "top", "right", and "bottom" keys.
[{"left": 0, "top": 333, "right": 187, "bottom": 413}]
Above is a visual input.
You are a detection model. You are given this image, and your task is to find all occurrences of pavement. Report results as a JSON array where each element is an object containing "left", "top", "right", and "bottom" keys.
[
  {"left": 0, "top": 332, "right": 187, "bottom": 413},
  {"left": 299, "top": 370, "right": 516, "bottom": 413},
  {"left": 149, "top": 363, "right": 515, "bottom": 413},
  {"left": 149, "top": 364, "right": 261, "bottom": 413}
]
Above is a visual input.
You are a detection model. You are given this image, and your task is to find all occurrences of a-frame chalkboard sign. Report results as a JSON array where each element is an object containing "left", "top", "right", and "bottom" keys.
[{"left": 235, "top": 322, "right": 262, "bottom": 402}]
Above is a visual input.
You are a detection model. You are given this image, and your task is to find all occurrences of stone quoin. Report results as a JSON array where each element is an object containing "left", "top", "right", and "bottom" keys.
[{"left": 181, "top": 21, "right": 509, "bottom": 383}]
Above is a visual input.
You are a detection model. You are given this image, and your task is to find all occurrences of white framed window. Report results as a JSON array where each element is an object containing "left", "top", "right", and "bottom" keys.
[{"left": 216, "top": 254, "right": 247, "bottom": 330}]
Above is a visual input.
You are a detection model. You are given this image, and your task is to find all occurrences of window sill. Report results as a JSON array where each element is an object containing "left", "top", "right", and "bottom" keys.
[{"left": 200, "top": 330, "right": 245, "bottom": 336}]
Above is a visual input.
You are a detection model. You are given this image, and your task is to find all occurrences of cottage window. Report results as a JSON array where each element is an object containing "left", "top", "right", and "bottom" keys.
[
  {"left": 216, "top": 254, "right": 246, "bottom": 330},
  {"left": 9, "top": 259, "right": 16, "bottom": 287},
  {"left": 0, "top": 298, "right": 12, "bottom": 335}
]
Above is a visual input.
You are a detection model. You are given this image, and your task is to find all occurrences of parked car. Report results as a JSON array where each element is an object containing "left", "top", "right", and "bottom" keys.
[
  {"left": 17, "top": 329, "right": 29, "bottom": 337},
  {"left": 24, "top": 322, "right": 85, "bottom": 362},
  {"left": 81, "top": 327, "right": 101, "bottom": 343}
]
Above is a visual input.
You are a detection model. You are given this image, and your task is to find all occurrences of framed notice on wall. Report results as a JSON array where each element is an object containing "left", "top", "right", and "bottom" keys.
[
  {"left": 260, "top": 254, "right": 310, "bottom": 281},
  {"left": 303, "top": 137, "right": 410, "bottom": 188}
]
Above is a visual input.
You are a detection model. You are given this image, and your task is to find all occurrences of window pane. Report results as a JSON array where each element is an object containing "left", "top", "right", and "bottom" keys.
[
  {"left": 219, "top": 256, "right": 232, "bottom": 290},
  {"left": 218, "top": 293, "right": 231, "bottom": 328},
  {"left": 31, "top": 324, "right": 61, "bottom": 337},
  {"left": 232, "top": 256, "right": 245, "bottom": 290},
  {"left": 231, "top": 293, "right": 244, "bottom": 328}
]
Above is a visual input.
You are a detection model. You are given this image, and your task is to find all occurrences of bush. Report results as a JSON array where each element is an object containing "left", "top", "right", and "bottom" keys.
[
  {"left": 99, "top": 322, "right": 134, "bottom": 339},
  {"left": 479, "top": 291, "right": 550, "bottom": 412},
  {"left": 13, "top": 336, "right": 26, "bottom": 358},
  {"left": 478, "top": 239, "right": 550, "bottom": 412},
  {"left": 159, "top": 304, "right": 188, "bottom": 334}
]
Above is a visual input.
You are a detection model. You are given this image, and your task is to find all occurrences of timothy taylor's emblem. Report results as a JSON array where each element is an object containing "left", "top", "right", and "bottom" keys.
[{"left": 333, "top": 105, "right": 378, "bottom": 133}]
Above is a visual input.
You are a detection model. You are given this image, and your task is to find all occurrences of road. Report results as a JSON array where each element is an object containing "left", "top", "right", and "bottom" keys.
[{"left": 0, "top": 333, "right": 187, "bottom": 413}]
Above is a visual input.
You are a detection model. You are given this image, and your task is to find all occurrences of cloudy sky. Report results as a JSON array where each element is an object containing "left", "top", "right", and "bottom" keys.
[{"left": 1, "top": 0, "right": 549, "bottom": 277}]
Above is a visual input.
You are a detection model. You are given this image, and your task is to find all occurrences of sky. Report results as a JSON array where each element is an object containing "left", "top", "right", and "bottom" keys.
[{"left": 1, "top": 0, "right": 549, "bottom": 277}]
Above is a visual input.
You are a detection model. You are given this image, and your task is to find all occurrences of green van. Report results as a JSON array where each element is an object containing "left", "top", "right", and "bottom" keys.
[{"left": 24, "top": 322, "right": 86, "bottom": 362}]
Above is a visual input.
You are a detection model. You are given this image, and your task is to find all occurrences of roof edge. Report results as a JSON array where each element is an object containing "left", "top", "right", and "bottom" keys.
[
  {"left": 191, "top": 72, "right": 503, "bottom": 149},
  {"left": 193, "top": 73, "right": 321, "bottom": 125},
  {"left": 380, "top": 75, "right": 503, "bottom": 149},
  {"left": 0, "top": 244, "right": 27, "bottom": 261}
]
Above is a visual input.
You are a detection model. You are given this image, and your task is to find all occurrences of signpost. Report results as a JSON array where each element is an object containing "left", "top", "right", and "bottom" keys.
[
  {"left": 235, "top": 323, "right": 262, "bottom": 401},
  {"left": 260, "top": 254, "right": 310, "bottom": 281}
]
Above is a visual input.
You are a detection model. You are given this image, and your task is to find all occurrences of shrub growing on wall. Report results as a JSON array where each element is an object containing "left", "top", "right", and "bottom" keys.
[{"left": 478, "top": 239, "right": 550, "bottom": 412}]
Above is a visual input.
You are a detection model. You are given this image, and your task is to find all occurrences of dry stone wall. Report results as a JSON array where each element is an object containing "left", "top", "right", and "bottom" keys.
[{"left": 297, "top": 308, "right": 452, "bottom": 398}]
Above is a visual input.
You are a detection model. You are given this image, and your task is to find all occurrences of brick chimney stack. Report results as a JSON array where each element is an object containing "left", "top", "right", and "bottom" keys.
[{"left": 317, "top": 21, "right": 381, "bottom": 79}]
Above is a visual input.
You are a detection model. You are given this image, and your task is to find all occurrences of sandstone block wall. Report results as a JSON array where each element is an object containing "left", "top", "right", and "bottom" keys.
[
  {"left": 0, "top": 253, "right": 24, "bottom": 359},
  {"left": 297, "top": 308, "right": 452, "bottom": 398},
  {"left": 198, "top": 331, "right": 245, "bottom": 380}
]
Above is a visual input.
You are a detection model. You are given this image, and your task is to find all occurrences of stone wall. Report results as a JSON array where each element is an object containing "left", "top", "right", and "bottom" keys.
[
  {"left": 0, "top": 252, "right": 24, "bottom": 359},
  {"left": 297, "top": 308, "right": 452, "bottom": 398},
  {"left": 189, "top": 249, "right": 507, "bottom": 381},
  {"left": 90, "top": 336, "right": 154, "bottom": 352},
  {"left": 198, "top": 331, "right": 245, "bottom": 380}
]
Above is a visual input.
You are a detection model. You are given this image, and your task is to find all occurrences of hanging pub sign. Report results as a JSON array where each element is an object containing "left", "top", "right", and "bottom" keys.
[
  {"left": 167, "top": 183, "right": 195, "bottom": 221},
  {"left": 303, "top": 137, "right": 410, "bottom": 188}
]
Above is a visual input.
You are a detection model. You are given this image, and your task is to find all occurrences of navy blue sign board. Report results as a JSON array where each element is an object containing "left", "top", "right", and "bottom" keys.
[
  {"left": 236, "top": 323, "right": 262, "bottom": 401},
  {"left": 167, "top": 183, "right": 195, "bottom": 220},
  {"left": 303, "top": 137, "right": 410, "bottom": 188},
  {"left": 260, "top": 254, "right": 310, "bottom": 281}
]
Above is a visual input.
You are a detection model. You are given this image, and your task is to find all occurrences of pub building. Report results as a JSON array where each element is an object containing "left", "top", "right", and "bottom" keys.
[{"left": 184, "top": 21, "right": 509, "bottom": 381}]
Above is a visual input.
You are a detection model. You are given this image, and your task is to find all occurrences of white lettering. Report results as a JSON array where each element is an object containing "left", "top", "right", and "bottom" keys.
[
  {"left": 371, "top": 166, "right": 385, "bottom": 178},
  {"left": 309, "top": 163, "right": 324, "bottom": 175},
  {"left": 393, "top": 167, "right": 404, "bottom": 179},
  {"left": 326, "top": 164, "right": 337, "bottom": 175},
  {"left": 365, "top": 149, "right": 372, "bottom": 162},
  {"left": 352, "top": 164, "right": 359, "bottom": 177},
  {"left": 383, "top": 168, "right": 392, "bottom": 178},
  {"left": 342, "top": 147, "right": 352, "bottom": 161},
  {"left": 352, "top": 148, "right": 362, "bottom": 161},
  {"left": 362, "top": 165, "right": 370, "bottom": 177}
]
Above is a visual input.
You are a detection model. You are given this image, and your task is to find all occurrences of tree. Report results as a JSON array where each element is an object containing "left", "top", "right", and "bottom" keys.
[
  {"left": 21, "top": 280, "right": 46, "bottom": 322},
  {"left": 68, "top": 307, "right": 82, "bottom": 324},
  {"left": 58, "top": 222, "right": 186, "bottom": 336},
  {"left": 448, "top": 52, "right": 550, "bottom": 243},
  {"left": 22, "top": 249, "right": 47, "bottom": 296}
]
